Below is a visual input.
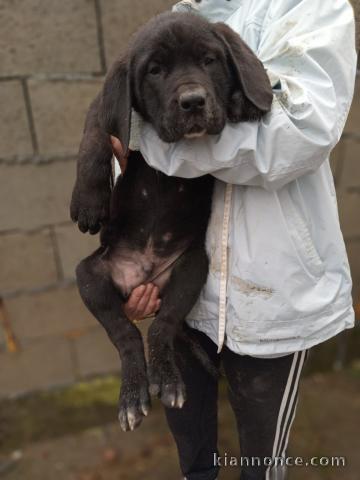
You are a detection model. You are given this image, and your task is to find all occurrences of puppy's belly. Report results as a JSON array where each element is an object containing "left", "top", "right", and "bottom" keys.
[{"left": 107, "top": 247, "right": 184, "bottom": 299}]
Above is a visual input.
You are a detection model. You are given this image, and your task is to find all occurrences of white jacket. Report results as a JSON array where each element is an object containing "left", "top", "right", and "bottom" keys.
[{"left": 139, "top": 0, "right": 358, "bottom": 357}]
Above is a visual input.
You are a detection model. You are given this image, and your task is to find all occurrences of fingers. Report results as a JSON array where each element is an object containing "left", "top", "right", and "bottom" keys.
[
  {"left": 139, "top": 284, "right": 160, "bottom": 317},
  {"left": 110, "top": 135, "right": 128, "bottom": 174},
  {"left": 119, "top": 157, "right": 128, "bottom": 174},
  {"left": 110, "top": 136, "right": 124, "bottom": 160},
  {"left": 137, "top": 283, "right": 153, "bottom": 318},
  {"left": 124, "top": 284, "right": 161, "bottom": 321}
]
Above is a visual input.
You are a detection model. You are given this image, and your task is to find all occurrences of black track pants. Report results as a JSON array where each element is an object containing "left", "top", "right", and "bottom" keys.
[{"left": 165, "top": 327, "right": 308, "bottom": 480}]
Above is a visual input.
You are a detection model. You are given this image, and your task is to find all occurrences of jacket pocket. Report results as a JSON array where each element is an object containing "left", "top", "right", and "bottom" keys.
[{"left": 275, "top": 187, "right": 325, "bottom": 280}]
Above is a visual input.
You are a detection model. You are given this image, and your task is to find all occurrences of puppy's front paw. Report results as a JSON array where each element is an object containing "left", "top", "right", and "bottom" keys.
[
  {"left": 70, "top": 184, "right": 110, "bottom": 234},
  {"left": 148, "top": 348, "right": 186, "bottom": 409},
  {"left": 118, "top": 376, "right": 151, "bottom": 432}
]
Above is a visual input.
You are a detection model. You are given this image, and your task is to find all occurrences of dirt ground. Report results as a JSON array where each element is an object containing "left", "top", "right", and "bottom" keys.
[{"left": 1, "top": 370, "right": 359, "bottom": 480}]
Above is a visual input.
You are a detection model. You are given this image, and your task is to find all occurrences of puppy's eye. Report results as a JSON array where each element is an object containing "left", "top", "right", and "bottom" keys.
[
  {"left": 148, "top": 64, "right": 162, "bottom": 76},
  {"left": 204, "top": 56, "right": 216, "bottom": 66}
]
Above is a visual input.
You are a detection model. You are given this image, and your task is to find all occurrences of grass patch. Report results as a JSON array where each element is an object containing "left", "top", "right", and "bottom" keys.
[
  {"left": 0, "top": 376, "right": 121, "bottom": 454},
  {"left": 0, "top": 374, "right": 225, "bottom": 455}
]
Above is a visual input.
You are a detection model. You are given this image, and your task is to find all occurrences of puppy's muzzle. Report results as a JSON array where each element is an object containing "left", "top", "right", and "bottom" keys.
[
  {"left": 177, "top": 85, "right": 208, "bottom": 138},
  {"left": 179, "top": 87, "right": 206, "bottom": 113}
]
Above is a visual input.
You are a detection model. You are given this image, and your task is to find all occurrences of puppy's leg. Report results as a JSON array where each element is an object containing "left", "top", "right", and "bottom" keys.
[
  {"left": 147, "top": 245, "right": 209, "bottom": 409},
  {"left": 76, "top": 249, "right": 150, "bottom": 432},
  {"left": 70, "top": 94, "right": 113, "bottom": 234}
]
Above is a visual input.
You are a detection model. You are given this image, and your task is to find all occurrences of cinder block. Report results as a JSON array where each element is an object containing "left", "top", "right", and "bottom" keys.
[
  {"left": 345, "top": 240, "right": 360, "bottom": 300},
  {"left": 102, "top": 0, "right": 174, "bottom": 66},
  {"left": 0, "top": 81, "right": 33, "bottom": 159},
  {"left": 0, "top": 229, "right": 57, "bottom": 295},
  {"left": 0, "top": 337, "right": 75, "bottom": 397},
  {"left": 329, "top": 139, "right": 344, "bottom": 184},
  {"left": 347, "top": 240, "right": 360, "bottom": 275},
  {"left": 0, "top": 160, "right": 76, "bottom": 232},
  {"left": 0, "top": 0, "right": 100, "bottom": 76},
  {"left": 338, "top": 191, "right": 360, "bottom": 238},
  {"left": 352, "top": 0, "right": 360, "bottom": 51},
  {"left": 29, "top": 79, "right": 102, "bottom": 156},
  {"left": 338, "top": 137, "right": 360, "bottom": 189},
  {"left": 344, "top": 80, "right": 360, "bottom": 134},
  {"left": 55, "top": 223, "right": 99, "bottom": 280},
  {"left": 73, "top": 327, "right": 120, "bottom": 378},
  {"left": 4, "top": 285, "right": 97, "bottom": 341}
]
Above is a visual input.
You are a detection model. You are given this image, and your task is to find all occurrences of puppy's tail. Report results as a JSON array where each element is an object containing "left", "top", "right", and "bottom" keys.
[{"left": 177, "top": 325, "right": 220, "bottom": 379}]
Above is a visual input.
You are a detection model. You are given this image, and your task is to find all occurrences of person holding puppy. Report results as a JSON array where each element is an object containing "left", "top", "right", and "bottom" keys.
[{"left": 115, "top": 0, "right": 357, "bottom": 478}]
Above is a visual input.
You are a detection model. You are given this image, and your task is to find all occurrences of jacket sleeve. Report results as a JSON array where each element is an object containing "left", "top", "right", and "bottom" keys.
[{"left": 140, "top": 0, "right": 357, "bottom": 191}]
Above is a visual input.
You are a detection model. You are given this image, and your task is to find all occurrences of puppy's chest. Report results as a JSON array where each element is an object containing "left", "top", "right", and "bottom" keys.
[
  {"left": 104, "top": 154, "right": 213, "bottom": 299},
  {"left": 112, "top": 154, "right": 212, "bottom": 230},
  {"left": 106, "top": 238, "right": 188, "bottom": 299}
]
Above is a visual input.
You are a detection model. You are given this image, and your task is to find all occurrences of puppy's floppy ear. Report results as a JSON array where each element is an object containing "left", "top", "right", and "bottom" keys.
[
  {"left": 214, "top": 22, "right": 273, "bottom": 116},
  {"left": 98, "top": 57, "right": 132, "bottom": 153}
]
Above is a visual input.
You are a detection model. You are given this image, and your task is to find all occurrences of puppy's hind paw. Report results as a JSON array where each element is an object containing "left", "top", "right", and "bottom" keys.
[
  {"left": 118, "top": 381, "right": 151, "bottom": 432},
  {"left": 149, "top": 363, "right": 187, "bottom": 409},
  {"left": 162, "top": 382, "right": 186, "bottom": 409}
]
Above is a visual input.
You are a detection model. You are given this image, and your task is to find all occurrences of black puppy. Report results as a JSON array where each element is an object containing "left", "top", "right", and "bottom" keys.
[{"left": 71, "top": 12, "right": 272, "bottom": 432}]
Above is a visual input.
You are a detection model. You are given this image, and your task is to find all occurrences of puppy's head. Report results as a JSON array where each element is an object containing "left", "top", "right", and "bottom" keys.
[{"left": 99, "top": 12, "right": 273, "bottom": 150}]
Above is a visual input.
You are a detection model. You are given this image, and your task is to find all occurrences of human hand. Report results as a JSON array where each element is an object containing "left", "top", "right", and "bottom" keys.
[
  {"left": 111, "top": 135, "right": 129, "bottom": 173},
  {"left": 123, "top": 284, "right": 161, "bottom": 322}
]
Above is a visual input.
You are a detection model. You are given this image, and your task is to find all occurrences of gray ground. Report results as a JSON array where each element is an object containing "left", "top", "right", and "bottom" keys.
[{"left": 1, "top": 370, "right": 359, "bottom": 480}]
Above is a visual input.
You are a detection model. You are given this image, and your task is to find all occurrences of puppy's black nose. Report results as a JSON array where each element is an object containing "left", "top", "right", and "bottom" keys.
[{"left": 179, "top": 89, "right": 206, "bottom": 112}]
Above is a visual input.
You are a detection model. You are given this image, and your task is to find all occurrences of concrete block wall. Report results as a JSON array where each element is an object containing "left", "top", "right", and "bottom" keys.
[
  {"left": 0, "top": 0, "right": 358, "bottom": 397},
  {"left": 336, "top": 72, "right": 360, "bottom": 301},
  {"left": 0, "top": 0, "right": 173, "bottom": 397}
]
